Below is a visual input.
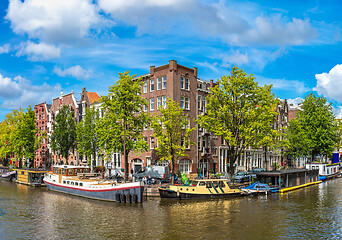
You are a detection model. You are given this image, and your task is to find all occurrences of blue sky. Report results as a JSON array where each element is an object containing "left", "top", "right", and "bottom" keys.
[{"left": 1, "top": 0, "right": 342, "bottom": 120}]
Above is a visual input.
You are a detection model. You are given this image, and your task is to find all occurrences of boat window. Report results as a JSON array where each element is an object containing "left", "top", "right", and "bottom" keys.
[
  {"left": 59, "top": 169, "right": 62, "bottom": 174},
  {"left": 62, "top": 169, "right": 67, "bottom": 175},
  {"left": 69, "top": 169, "right": 74, "bottom": 175},
  {"left": 79, "top": 183, "right": 83, "bottom": 187},
  {"left": 199, "top": 182, "right": 205, "bottom": 186},
  {"left": 212, "top": 182, "right": 219, "bottom": 188},
  {"left": 206, "top": 182, "right": 212, "bottom": 188},
  {"left": 219, "top": 181, "right": 225, "bottom": 188},
  {"left": 67, "top": 181, "right": 70, "bottom": 184},
  {"left": 84, "top": 169, "right": 90, "bottom": 173},
  {"left": 190, "top": 181, "right": 198, "bottom": 187},
  {"left": 75, "top": 182, "right": 78, "bottom": 186},
  {"left": 76, "top": 169, "right": 83, "bottom": 174},
  {"left": 63, "top": 180, "right": 66, "bottom": 184}
]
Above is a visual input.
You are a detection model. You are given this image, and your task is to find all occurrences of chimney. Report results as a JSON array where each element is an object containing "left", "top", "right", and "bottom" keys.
[
  {"left": 210, "top": 79, "right": 214, "bottom": 88},
  {"left": 193, "top": 67, "right": 198, "bottom": 78},
  {"left": 150, "top": 66, "right": 155, "bottom": 75},
  {"left": 169, "top": 60, "right": 177, "bottom": 71}
]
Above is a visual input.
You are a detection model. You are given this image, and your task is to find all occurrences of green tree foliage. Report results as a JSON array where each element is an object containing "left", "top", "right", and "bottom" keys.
[
  {"left": 14, "top": 106, "right": 38, "bottom": 167},
  {"left": 286, "top": 93, "right": 337, "bottom": 160},
  {"left": 197, "top": 67, "right": 277, "bottom": 175},
  {"left": 152, "top": 98, "right": 195, "bottom": 184},
  {"left": 97, "top": 71, "right": 149, "bottom": 181},
  {"left": 50, "top": 105, "right": 76, "bottom": 163},
  {"left": 77, "top": 107, "right": 99, "bottom": 167},
  {"left": 0, "top": 109, "right": 24, "bottom": 166}
]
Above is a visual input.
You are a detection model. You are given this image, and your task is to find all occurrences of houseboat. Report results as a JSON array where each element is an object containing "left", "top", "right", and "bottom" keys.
[
  {"left": 305, "top": 162, "right": 341, "bottom": 181},
  {"left": 43, "top": 165, "right": 144, "bottom": 203},
  {"left": 159, "top": 179, "right": 242, "bottom": 199},
  {"left": 13, "top": 168, "right": 47, "bottom": 186},
  {"left": 255, "top": 169, "right": 321, "bottom": 193}
]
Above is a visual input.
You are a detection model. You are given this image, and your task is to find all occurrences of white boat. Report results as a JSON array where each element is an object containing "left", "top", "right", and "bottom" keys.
[
  {"left": 43, "top": 165, "right": 144, "bottom": 203},
  {"left": 305, "top": 162, "right": 341, "bottom": 181}
]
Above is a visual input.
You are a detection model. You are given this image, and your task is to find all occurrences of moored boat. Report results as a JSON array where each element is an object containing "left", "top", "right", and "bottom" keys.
[
  {"left": 43, "top": 165, "right": 144, "bottom": 203},
  {"left": 159, "top": 179, "right": 242, "bottom": 200},
  {"left": 242, "top": 181, "right": 278, "bottom": 195},
  {"left": 0, "top": 171, "right": 16, "bottom": 181},
  {"left": 305, "top": 162, "right": 341, "bottom": 181}
]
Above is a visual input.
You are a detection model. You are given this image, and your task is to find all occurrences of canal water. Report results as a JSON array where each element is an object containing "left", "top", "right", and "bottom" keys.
[{"left": 0, "top": 178, "right": 342, "bottom": 240}]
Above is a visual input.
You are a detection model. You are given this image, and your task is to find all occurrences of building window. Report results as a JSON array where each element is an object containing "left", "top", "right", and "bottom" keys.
[
  {"left": 162, "top": 95, "right": 167, "bottom": 109},
  {"left": 150, "top": 137, "right": 155, "bottom": 149},
  {"left": 185, "top": 97, "right": 190, "bottom": 110},
  {"left": 181, "top": 76, "right": 184, "bottom": 89},
  {"left": 180, "top": 96, "right": 185, "bottom": 109},
  {"left": 150, "top": 79, "right": 154, "bottom": 92},
  {"left": 143, "top": 104, "right": 148, "bottom": 112},
  {"left": 150, "top": 98, "right": 155, "bottom": 111},
  {"left": 143, "top": 81, "right": 147, "bottom": 93},
  {"left": 198, "top": 95, "right": 202, "bottom": 110},
  {"left": 157, "top": 96, "right": 162, "bottom": 109},
  {"left": 185, "top": 78, "right": 189, "bottom": 90},
  {"left": 162, "top": 76, "right": 167, "bottom": 89},
  {"left": 202, "top": 97, "right": 206, "bottom": 112},
  {"left": 157, "top": 77, "right": 162, "bottom": 90},
  {"left": 179, "top": 159, "right": 191, "bottom": 173},
  {"left": 181, "top": 136, "right": 190, "bottom": 149}
]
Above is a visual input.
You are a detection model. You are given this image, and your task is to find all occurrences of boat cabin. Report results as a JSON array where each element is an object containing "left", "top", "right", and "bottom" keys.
[
  {"left": 13, "top": 168, "right": 47, "bottom": 186},
  {"left": 255, "top": 169, "right": 319, "bottom": 189},
  {"left": 305, "top": 162, "right": 340, "bottom": 178}
]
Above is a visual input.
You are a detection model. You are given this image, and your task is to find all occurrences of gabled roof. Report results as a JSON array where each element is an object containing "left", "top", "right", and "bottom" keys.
[{"left": 87, "top": 92, "right": 101, "bottom": 104}]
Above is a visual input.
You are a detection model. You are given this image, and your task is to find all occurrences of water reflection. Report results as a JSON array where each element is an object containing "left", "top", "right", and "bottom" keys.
[{"left": 1, "top": 179, "right": 342, "bottom": 239}]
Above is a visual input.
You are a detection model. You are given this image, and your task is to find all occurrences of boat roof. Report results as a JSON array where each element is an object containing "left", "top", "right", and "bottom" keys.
[
  {"left": 53, "top": 165, "right": 90, "bottom": 169},
  {"left": 256, "top": 169, "right": 317, "bottom": 177}
]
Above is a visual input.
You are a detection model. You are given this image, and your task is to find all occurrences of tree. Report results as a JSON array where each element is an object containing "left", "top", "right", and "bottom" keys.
[
  {"left": 50, "top": 105, "right": 76, "bottom": 163},
  {"left": 77, "top": 107, "right": 99, "bottom": 168},
  {"left": 97, "top": 71, "right": 149, "bottom": 181},
  {"left": 286, "top": 93, "right": 337, "bottom": 161},
  {"left": 151, "top": 98, "right": 195, "bottom": 184},
  {"left": 197, "top": 67, "right": 278, "bottom": 176},
  {"left": 14, "top": 106, "right": 38, "bottom": 168},
  {"left": 0, "top": 109, "right": 24, "bottom": 167}
]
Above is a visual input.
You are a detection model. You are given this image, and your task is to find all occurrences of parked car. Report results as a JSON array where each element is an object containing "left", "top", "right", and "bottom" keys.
[
  {"left": 233, "top": 171, "right": 252, "bottom": 183},
  {"left": 133, "top": 165, "right": 170, "bottom": 182}
]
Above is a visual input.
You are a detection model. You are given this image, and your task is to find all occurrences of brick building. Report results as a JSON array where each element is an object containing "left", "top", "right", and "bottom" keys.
[
  {"left": 50, "top": 91, "right": 79, "bottom": 165},
  {"left": 34, "top": 102, "right": 51, "bottom": 168}
]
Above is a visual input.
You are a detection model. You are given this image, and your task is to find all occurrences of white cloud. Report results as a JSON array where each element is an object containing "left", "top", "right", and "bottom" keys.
[
  {"left": 17, "top": 41, "right": 61, "bottom": 61},
  {"left": 98, "top": 0, "right": 317, "bottom": 47},
  {"left": 220, "top": 51, "right": 249, "bottom": 66},
  {"left": 6, "top": 0, "right": 103, "bottom": 45},
  {"left": 257, "top": 76, "right": 311, "bottom": 95},
  {"left": 53, "top": 65, "right": 92, "bottom": 80},
  {"left": 287, "top": 97, "right": 304, "bottom": 108},
  {"left": 0, "top": 44, "right": 10, "bottom": 54},
  {"left": 314, "top": 64, "right": 342, "bottom": 102},
  {"left": 0, "top": 73, "right": 61, "bottom": 109},
  {"left": 220, "top": 48, "right": 285, "bottom": 69}
]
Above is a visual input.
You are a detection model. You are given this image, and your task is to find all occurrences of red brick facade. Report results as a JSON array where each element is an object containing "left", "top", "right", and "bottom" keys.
[{"left": 34, "top": 102, "right": 51, "bottom": 168}]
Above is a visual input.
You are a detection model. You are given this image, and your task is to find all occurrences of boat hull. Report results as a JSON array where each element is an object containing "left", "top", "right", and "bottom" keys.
[
  {"left": 319, "top": 171, "right": 341, "bottom": 181},
  {"left": 44, "top": 179, "right": 144, "bottom": 203},
  {"left": 179, "top": 191, "right": 242, "bottom": 200},
  {"left": 158, "top": 187, "right": 178, "bottom": 199}
]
